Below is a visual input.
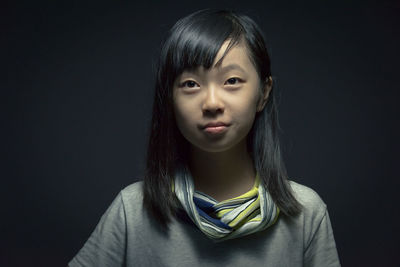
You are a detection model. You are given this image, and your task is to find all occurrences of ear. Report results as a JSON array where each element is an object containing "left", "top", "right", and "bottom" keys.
[{"left": 256, "top": 76, "right": 273, "bottom": 112}]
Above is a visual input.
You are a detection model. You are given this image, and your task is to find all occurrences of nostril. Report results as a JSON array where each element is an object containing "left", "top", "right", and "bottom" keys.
[{"left": 203, "top": 106, "right": 224, "bottom": 116}]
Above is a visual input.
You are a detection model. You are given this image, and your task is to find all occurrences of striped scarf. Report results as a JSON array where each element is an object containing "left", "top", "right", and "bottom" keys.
[{"left": 172, "top": 166, "right": 280, "bottom": 242}]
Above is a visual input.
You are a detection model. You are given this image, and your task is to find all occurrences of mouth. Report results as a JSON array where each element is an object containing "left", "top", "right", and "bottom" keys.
[
  {"left": 203, "top": 125, "right": 229, "bottom": 134},
  {"left": 202, "top": 121, "right": 230, "bottom": 129},
  {"left": 200, "top": 121, "right": 231, "bottom": 135}
]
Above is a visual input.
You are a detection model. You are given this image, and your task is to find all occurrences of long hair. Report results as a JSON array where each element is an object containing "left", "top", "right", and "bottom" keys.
[{"left": 143, "top": 9, "right": 303, "bottom": 230}]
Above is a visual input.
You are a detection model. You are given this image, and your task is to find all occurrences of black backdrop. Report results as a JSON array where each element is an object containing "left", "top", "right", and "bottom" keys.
[{"left": 2, "top": 0, "right": 399, "bottom": 266}]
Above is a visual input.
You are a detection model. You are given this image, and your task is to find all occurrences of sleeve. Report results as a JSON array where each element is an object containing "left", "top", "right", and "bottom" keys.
[
  {"left": 68, "top": 192, "right": 127, "bottom": 267},
  {"left": 304, "top": 209, "right": 341, "bottom": 267}
]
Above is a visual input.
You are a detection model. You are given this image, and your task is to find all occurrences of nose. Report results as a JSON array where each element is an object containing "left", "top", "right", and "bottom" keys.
[{"left": 202, "top": 85, "right": 224, "bottom": 115}]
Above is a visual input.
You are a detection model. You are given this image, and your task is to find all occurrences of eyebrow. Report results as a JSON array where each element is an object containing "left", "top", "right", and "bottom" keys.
[{"left": 215, "top": 63, "right": 246, "bottom": 74}]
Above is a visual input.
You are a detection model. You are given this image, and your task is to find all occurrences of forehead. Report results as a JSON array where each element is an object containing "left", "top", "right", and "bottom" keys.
[{"left": 215, "top": 40, "right": 253, "bottom": 70}]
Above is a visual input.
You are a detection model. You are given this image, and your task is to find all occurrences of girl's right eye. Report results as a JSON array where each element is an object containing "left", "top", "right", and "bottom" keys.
[{"left": 180, "top": 80, "right": 199, "bottom": 88}]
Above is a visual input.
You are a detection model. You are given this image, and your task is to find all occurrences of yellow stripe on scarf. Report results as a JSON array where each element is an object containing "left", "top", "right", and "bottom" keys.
[{"left": 214, "top": 173, "right": 261, "bottom": 228}]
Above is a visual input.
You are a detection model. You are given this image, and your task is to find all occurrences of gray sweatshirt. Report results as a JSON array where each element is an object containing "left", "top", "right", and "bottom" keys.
[{"left": 68, "top": 180, "right": 341, "bottom": 267}]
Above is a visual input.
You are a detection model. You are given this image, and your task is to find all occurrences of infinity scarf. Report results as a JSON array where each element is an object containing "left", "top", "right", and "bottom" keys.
[{"left": 172, "top": 166, "right": 280, "bottom": 242}]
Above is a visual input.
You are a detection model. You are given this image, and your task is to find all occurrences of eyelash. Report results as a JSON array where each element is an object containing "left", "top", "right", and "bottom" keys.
[
  {"left": 180, "top": 80, "right": 199, "bottom": 88},
  {"left": 225, "top": 77, "right": 242, "bottom": 85},
  {"left": 180, "top": 77, "right": 243, "bottom": 88}
]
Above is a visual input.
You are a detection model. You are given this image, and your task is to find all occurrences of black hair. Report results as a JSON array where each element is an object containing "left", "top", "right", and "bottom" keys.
[{"left": 143, "top": 8, "right": 303, "bottom": 230}]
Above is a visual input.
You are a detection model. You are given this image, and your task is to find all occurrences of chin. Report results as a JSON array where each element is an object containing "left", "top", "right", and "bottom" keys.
[
  {"left": 196, "top": 146, "right": 230, "bottom": 153},
  {"left": 191, "top": 138, "right": 243, "bottom": 154}
]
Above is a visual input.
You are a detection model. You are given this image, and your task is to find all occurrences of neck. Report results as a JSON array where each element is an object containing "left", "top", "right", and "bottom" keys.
[{"left": 188, "top": 138, "right": 256, "bottom": 202}]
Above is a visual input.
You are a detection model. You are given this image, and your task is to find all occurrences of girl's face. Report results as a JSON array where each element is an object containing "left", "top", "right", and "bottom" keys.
[{"left": 172, "top": 39, "right": 271, "bottom": 153}]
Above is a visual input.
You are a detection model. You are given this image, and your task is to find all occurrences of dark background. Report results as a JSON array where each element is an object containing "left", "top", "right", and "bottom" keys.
[{"left": 2, "top": 0, "right": 399, "bottom": 266}]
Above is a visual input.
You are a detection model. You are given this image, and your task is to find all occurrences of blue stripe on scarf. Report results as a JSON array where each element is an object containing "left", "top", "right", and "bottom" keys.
[
  {"left": 195, "top": 206, "right": 232, "bottom": 230},
  {"left": 194, "top": 197, "right": 232, "bottom": 230},
  {"left": 193, "top": 196, "right": 215, "bottom": 213}
]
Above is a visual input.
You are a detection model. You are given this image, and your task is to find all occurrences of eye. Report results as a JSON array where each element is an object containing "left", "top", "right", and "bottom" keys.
[
  {"left": 225, "top": 77, "right": 242, "bottom": 85},
  {"left": 180, "top": 80, "right": 199, "bottom": 88}
]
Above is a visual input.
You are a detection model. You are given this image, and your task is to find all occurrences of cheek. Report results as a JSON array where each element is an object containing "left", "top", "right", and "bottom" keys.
[
  {"left": 173, "top": 100, "right": 197, "bottom": 134},
  {"left": 232, "top": 94, "right": 259, "bottom": 122}
]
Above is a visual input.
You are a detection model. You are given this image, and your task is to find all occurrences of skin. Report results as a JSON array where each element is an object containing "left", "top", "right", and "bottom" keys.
[{"left": 172, "top": 39, "right": 273, "bottom": 201}]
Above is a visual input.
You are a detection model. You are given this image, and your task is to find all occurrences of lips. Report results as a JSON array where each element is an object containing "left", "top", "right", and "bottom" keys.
[
  {"left": 202, "top": 121, "right": 229, "bottom": 129},
  {"left": 202, "top": 121, "right": 230, "bottom": 135}
]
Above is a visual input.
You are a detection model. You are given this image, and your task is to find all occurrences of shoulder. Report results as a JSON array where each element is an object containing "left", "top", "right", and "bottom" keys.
[
  {"left": 288, "top": 180, "right": 327, "bottom": 210},
  {"left": 287, "top": 180, "right": 340, "bottom": 265},
  {"left": 286, "top": 180, "right": 330, "bottom": 247},
  {"left": 287, "top": 180, "right": 328, "bottom": 222},
  {"left": 119, "top": 180, "right": 144, "bottom": 203},
  {"left": 121, "top": 180, "right": 144, "bottom": 195},
  {"left": 93, "top": 181, "right": 145, "bottom": 219}
]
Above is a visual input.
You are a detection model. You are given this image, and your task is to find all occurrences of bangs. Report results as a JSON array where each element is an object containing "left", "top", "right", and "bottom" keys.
[{"left": 162, "top": 10, "right": 244, "bottom": 83}]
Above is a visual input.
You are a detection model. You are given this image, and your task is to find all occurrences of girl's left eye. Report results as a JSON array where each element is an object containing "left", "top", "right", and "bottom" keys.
[{"left": 225, "top": 77, "right": 242, "bottom": 85}]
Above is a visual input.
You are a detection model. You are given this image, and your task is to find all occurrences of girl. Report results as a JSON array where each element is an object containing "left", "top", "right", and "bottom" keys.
[{"left": 69, "top": 9, "right": 341, "bottom": 267}]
